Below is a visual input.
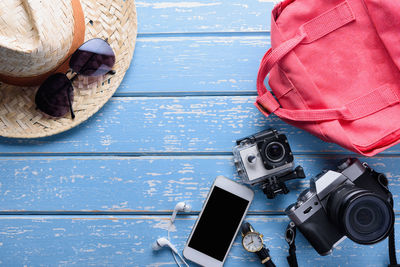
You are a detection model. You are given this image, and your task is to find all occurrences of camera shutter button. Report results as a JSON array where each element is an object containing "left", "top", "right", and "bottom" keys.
[{"left": 296, "top": 189, "right": 313, "bottom": 207}]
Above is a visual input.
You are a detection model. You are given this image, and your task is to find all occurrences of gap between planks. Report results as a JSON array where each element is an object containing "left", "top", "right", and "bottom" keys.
[
  {"left": 137, "top": 31, "right": 270, "bottom": 38},
  {"left": 0, "top": 211, "right": 284, "bottom": 216},
  {"left": 113, "top": 91, "right": 259, "bottom": 97},
  {"left": 1, "top": 211, "right": 400, "bottom": 216},
  {"left": 0, "top": 152, "right": 393, "bottom": 157}
]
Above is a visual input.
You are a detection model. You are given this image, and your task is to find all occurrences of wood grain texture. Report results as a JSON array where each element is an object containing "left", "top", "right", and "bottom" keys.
[
  {"left": 0, "top": 97, "right": 355, "bottom": 154},
  {"left": 136, "top": 0, "right": 274, "bottom": 33},
  {"left": 119, "top": 35, "right": 270, "bottom": 94},
  {"left": 0, "top": 215, "right": 397, "bottom": 266},
  {"left": 1, "top": 156, "right": 399, "bottom": 212},
  {"left": 1, "top": 0, "right": 400, "bottom": 266},
  {"left": 1, "top": 96, "right": 400, "bottom": 154}
]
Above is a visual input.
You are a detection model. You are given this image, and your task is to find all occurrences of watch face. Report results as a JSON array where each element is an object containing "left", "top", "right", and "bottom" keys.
[{"left": 242, "top": 232, "right": 263, "bottom": 252}]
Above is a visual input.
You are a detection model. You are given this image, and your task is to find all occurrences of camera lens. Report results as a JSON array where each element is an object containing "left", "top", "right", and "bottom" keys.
[
  {"left": 265, "top": 142, "right": 285, "bottom": 162},
  {"left": 328, "top": 185, "right": 393, "bottom": 244},
  {"left": 344, "top": 195, "right": 392, "bottom": 243}
]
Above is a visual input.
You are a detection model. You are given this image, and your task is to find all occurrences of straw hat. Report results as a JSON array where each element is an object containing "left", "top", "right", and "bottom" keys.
[{"left": 0, "top": 0, "right": 137, "bottom": 138}]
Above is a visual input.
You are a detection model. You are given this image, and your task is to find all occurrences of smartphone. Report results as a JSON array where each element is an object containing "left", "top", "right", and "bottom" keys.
[{"left": 183, "top": 176, "right": 254, "bottom": 267}]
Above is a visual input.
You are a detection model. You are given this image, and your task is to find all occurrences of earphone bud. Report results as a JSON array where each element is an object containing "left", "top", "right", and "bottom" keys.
[
  {"left": 152, "top": 237, "right": 189, "bottom": 267},
  {"left": 171, "top": 202, "right": 192, "bottom": 223},
  {"left": 152, "top": 237, "right": 178, "bottom": 254},
  {"left": 152, "top": 202, "right": 191, "bottom": 267}
]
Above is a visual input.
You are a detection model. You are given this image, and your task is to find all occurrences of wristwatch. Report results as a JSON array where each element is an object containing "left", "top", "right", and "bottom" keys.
[{"left": 241, "top": 222, "right": 276, "bottom": 267}]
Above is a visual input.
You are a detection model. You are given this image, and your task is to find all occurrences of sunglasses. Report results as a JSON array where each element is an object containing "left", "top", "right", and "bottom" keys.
[{"left": 35, "top": 38, "right": 116, "bottom": 119}]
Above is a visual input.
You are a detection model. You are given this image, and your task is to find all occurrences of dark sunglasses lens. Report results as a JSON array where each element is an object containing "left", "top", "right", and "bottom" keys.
[
  {"left": 69, "top": 38, "right": 115, "bottom": 76},
  {"left": 35, "top": 73, "right": 73, "bottom": 117}
]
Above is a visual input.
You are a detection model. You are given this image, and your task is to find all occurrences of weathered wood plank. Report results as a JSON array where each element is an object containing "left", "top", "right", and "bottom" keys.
[
  {"left": 0, "top": 96, "right": 353, "bottom": 154},
  {"left": 1, "top": 156, "right": 399, "bottom": 212},
  {"left": 2, "top": 96, "right": 400, "bottom": 153},
  {"left": 0, "top": 215, "right": 396, "bottom": 266},
  {"left": 2, "top": 96, "right": 400, "bottom": 154},
  {"left": 136, "top": 0, "right": 274, "bottom": 33},
  {"left": 2, "top": 1, "right": 396, "bottom": 266},
  {"left": 119, "top": 35, "right": 270, "bottom": 94}
]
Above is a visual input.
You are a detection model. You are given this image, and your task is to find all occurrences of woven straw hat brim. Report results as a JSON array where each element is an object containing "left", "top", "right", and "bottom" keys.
[{"left": 0, "top": 0, "right": 137, "bottom": 138}]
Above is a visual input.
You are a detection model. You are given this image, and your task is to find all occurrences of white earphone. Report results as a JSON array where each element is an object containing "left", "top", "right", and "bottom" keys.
[
  {"left": 171, "top": 202, "right": 192, "bottom": 223},
  {"left": 152, "top": 202, "right": 191, "bottom": 267},
  {"left": 152, "top": 237, "right": 178, "bottom": 254}
]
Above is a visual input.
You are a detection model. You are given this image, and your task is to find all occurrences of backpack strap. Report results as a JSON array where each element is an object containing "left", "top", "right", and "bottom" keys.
[
  {"left": 256, "top": 85, "right": 400, "bottom": 121},
  {"left": 255, "top": 0, "right": 399, "bottom": 122},
  {"left": 257, "top": 0, "right": 355, "bottom": 96}
]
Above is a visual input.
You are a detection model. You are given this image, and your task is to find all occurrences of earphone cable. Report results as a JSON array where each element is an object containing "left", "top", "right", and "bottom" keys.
[
  {"left": 168, "top": 221, "right": 189, "bottom": 267},
  {"left": 171, "top": 250, "right": 182, "bottom": 267},
  {"left": 167, "top": 224, "right": 180, "bottom": 266}
]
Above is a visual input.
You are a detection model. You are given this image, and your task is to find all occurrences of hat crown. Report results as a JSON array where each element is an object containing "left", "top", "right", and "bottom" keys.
[{"left": 0, "top": 0, "right": 75, "bottom": 78}]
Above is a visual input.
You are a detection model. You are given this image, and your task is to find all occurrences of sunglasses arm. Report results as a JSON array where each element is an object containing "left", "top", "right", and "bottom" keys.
[
  {"left": 67, "top": 85, "right": 75, "bottom": 119},
  {"left": 70, "top": 72, "right": 79, "bottom": 83},
  {"left": 65, "top": 70, "right": 114, "bottom": 120}
]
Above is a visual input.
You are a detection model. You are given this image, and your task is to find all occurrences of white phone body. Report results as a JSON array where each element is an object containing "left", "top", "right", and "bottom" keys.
[{"left": 183, "top": 176, "right": 254, "bottom": 267}]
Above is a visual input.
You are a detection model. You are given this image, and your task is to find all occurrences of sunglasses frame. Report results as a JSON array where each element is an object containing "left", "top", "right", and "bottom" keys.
[{"left": 35, "top": 38, "right": 116, "bottom": 119}]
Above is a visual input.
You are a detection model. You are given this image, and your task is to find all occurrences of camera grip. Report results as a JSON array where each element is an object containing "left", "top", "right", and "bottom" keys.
[{"left": 297, "top": 208, "right": 343, "bottom": 256}]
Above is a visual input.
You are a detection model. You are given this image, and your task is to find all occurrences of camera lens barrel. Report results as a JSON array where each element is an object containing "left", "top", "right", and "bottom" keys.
[
  {"left": 328, "top": 184, "right": 394, "bottom": 244},
  {"left": 265, "top": 141, "right": 285, "bottom": 162}
]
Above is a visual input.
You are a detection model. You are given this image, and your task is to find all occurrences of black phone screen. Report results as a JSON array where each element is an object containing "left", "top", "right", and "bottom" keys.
[{"left": 188, "top": 186, "right": 249, "bottom": 261}]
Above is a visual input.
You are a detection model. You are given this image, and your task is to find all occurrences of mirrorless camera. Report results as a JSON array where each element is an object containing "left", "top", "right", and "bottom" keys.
[
  {"left": 286, "top": 158, "right": 394, "bottom": 255},
  {"left": 233, "top": 129, "right": 305, "bottom": 199}
]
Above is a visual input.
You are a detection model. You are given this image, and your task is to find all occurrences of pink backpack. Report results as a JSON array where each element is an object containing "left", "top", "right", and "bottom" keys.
[{"left": 256, "top": 0, "right": 400, "bottom": 156}]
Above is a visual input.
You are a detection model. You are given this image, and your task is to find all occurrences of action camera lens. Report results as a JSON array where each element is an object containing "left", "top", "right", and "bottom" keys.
[{"left": 265, "top": 142, "right": 285, "bottom": 162}]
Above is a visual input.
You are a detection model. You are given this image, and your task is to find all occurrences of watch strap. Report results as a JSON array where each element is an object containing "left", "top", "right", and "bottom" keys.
[
  {"left": 241, "top": 222, "right": 276, "bottom": 267},
  {"left": 256, "top": 247, "right": 276, "bottom": 267},
  {"left": 241, "top": 222, "right": 252, "bottom": 235}
]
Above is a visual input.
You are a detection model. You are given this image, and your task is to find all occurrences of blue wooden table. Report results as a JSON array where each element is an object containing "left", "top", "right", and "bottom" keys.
[{"left": 0, "top": 1, "right": 399, "bottom": 266}]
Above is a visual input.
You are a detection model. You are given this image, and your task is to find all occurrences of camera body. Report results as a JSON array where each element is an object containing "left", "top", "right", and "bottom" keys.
[
  {"left": 286, "top": 158, "right": 394, "bottom": 255},
  {"left": 233, "top": 129, "right": 305, "bottom": 199}
]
